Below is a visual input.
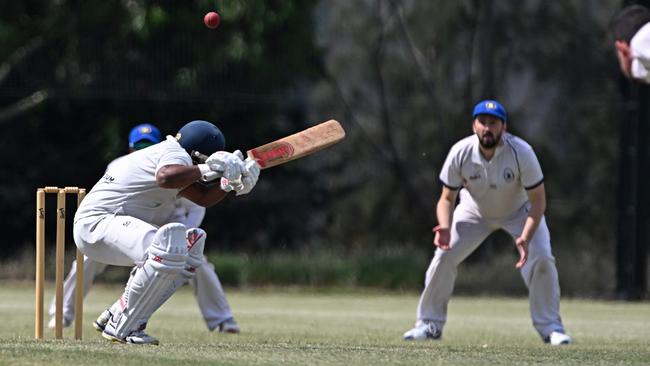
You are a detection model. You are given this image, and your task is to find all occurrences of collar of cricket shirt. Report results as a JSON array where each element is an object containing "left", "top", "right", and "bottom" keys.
[{"left": 471, "top": 134, "right": 505, "bottom": 164}]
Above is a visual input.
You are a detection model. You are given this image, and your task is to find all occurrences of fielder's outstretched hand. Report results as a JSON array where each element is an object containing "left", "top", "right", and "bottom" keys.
[
  {"left": 515, "top": 237, "right": 528, "bottom": 269},
  {"left": 432, "top": 226, "right": 451, "bottom": 251}
]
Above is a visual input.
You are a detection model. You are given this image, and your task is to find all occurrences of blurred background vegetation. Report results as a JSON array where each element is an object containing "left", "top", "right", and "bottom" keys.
[{"left": 1, "top": 0, "right": 647, "bottom": 298}]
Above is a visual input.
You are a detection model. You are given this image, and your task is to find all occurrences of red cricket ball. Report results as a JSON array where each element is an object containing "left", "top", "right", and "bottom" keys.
[{"left": 204, "top": 12, "right": 220, "bottom": 29}]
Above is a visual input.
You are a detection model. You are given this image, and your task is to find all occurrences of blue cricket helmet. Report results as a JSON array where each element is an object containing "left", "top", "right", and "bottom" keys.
[
  {"left": 175, "top": 120, "right": 226, "bottom": 157},
  {"left": 129, "top": 123, "right": 162, "bottom": 148}
]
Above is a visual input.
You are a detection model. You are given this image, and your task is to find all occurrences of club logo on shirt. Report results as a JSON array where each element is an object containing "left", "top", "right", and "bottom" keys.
[
  {"left": 102, "top": 173, "right": 115, "bottom": 183},
  {"left": 503, "top": 167, "right": 515, "bottom": 182},
  {"left": 469, "top": 172, "right": 481, "bottom": 180}
]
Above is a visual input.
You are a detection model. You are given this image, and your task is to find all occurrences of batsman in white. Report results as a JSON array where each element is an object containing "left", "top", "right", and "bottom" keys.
[
  {"left": 48, "top": 123, "right": 240, "bottom": 334},
  {"left": 610, "top": 4, "right": 650, "bottom": 84},
  {"left": 73, "top": 120, "right": 260, "bottom": 344},
  {"left": 403, "top": 100, "right": 572, "bottom": 346}
]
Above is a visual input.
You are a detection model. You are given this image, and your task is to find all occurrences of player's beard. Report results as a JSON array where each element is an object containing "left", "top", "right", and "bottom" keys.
[{"left": 478, "top": 131, "right": 501, "bottom": 148}]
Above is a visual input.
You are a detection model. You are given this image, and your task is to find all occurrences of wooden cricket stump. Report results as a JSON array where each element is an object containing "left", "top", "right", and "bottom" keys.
[{"left": 35, "top": 186, "right": 86, "bottom": 340}]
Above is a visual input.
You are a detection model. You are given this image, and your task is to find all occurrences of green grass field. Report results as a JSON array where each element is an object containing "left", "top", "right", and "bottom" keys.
[{"left": 0, "top": 282, "right": 648, "bottom": 366}]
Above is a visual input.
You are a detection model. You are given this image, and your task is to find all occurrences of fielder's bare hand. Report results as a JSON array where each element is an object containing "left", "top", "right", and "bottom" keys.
[
  {"left": 515, "top": 236, "right": 528, "bottom": 269},
  {"left": 432, "top": 226, "right": 451, "bottom": 251}
]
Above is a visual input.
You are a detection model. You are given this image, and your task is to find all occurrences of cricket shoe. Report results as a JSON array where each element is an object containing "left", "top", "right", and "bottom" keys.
[
  {"left": 92, "top": 309, "right": 112, "bottom": 332},
  {"left": 102, "top": 320, "right": 159, "bottom": 345},
  {"left": 403, "top": 322, "right": 441, "bottom": 341},
  {"left": 546, "top": 331, "right": 572, "bottom": 345},
  {"left": 217, "top": 317, "right": 241, "bottom": 334},
  {"left": 47, "top": 315, "right": 73, "bottom": 329}
]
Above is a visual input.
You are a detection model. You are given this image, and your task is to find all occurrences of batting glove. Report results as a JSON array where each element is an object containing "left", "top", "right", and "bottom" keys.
[
  {"left": 205, "top": 151, "right": 244, "bottom": 181},
  {"left": 234, "top": 158, "right": 260, "bottom": 196},
  {"left": 219, "top": 176, "right": 244, "bottom": 193}
]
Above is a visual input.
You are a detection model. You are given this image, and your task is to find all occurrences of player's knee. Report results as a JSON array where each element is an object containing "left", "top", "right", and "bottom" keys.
[
  {"left": 532, "top": 255, "right": 556, "bottom": 276},
  {"left": 147, "top": 223, "right": 188, "bottom": 274},
  {"left": 183, "top": 228, "right": 207, "bottom": 278}
]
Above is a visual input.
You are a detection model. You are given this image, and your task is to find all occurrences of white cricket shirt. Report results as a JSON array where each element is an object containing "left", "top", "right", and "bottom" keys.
[
  {"left": 439, "top": 133, "right": 544, "bottom": 219},
  {"left": 75, "top": 136, "right": 193, "bottom": 226},
  {"left": 631, "top": 22, "right": 650, "bottom": 83}
]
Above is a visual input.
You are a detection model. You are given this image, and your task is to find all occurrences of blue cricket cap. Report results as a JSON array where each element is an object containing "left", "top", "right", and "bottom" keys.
[
  {"left": 472, "top": 100, "right": 507, "bottom": 123},
  {"left": 129, "top": 123, "right": 162, "bottom": 148},
  {"left": 175, "top": 120, "right": 226, "bottom": 156}
]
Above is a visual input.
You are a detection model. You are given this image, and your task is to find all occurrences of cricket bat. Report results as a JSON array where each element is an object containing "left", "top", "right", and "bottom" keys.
[{"left": 194, "top": 119, "right": 345, "bottom": 181}]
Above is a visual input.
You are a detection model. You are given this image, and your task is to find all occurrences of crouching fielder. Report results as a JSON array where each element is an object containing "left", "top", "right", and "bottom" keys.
[
  {"left": 73, "top": 120, "right": 260, "bottom": 344},
  {"left": 403, "top": 100, "right": 572, "bottom": 345}
]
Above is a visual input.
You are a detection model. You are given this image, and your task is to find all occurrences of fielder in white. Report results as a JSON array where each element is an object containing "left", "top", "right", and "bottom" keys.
[
  {"left": 611, "top": 4, "right": 650, "bottom": 83},
  {"left": 73, "top": 120, "right": 259, "bottom": 344},
  {"left": 403, "top": 100, "right": 572, "bottom": 345},
  {"left": 48, "top": 124, "right": 240, "bottom": 334}
]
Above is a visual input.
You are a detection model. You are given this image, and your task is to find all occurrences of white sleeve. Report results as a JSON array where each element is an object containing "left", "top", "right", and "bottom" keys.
[
  {"left": 438, "top": 145, "right": 464, "bottom": 189},
  {"left": 631, "top": 57, "right": 650, "bottom": 83},
  {"left": 156, "top": 150, "right": 192, "bottom": 172},
  {"left": 518, "top": 146, "right": 544, "bottom": 189},
  {"left": 155, "top": 139, "right": 193, "bottom": 174},
  {"left": 631, "top": 23, "right": 650, "bottom": 83},
  {"left": 106, "top": 155, "right": 125, "bottom": 172}
]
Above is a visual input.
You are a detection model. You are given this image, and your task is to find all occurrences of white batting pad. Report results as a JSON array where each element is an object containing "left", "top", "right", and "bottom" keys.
[
  {"left": 147, "top": 227, "right": 209, "bottom": 316},
  {"left": 183, "top": 228, "right": 206, "bottom": 278},
  {"left": 111, "top": 223, "right": 188, "bottom": 339}
]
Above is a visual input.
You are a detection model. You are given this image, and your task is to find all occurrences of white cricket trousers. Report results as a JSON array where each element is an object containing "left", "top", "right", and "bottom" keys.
[
  {"left": 415, "top": 204, "right": 566, "bottom": 339},
  {"left": 190, "top": 260, "right": 234, "bottom": 329},
  {"left": 74, "top": 214, "right": 156, "bottom": 266}
]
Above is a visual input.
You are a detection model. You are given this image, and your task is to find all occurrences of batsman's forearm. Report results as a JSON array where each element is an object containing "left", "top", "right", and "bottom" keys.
[
  {"left": 179, "top": 183, "right": 229, "bottom": 207},
  {"left": 196, "top": 186, "right": 229, "bottom": 207}
]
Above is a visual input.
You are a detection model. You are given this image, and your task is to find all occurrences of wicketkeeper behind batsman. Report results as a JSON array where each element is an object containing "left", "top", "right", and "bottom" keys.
[{"left": 73, "top": 120, "right": 259, "bottom": 344}]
